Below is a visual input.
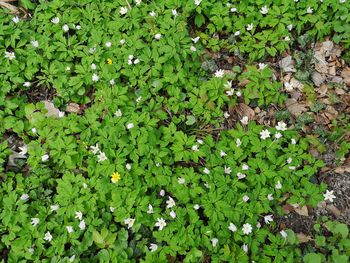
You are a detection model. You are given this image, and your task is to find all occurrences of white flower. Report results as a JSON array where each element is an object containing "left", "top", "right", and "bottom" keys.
[
  {"left": 178, "top": 178, "right": 185, "bottom": 184},
  {"left": 18, "top": 145, "right": 28, "bottom": 156},
  {"left": 69, "top": 255, "right": 76, "bottom": 262},
  {"left": 284, "top": 36, "right": 290, "bottom": 41},
  {"left": 110, "top": 206, "right": 115, "bottom": 212},
  {"left": 243, "top": 195, "right": 249, "bottom": 202},
  {"left": 287, "top": 24, "right": 293, "bottom": 31},
  {"left": 242, "top": 164, "right": 249, "bottom": 171},
  {"left": 242, "top": 223, "right": 253, "bottom": 235},
  {"left": 114, "top": 109, "right": 122, "bottom": 117},
  {"left": 120, "top": 7, "right": 128, "bottom": 15},
  {"left": 236, "top": 91, "right": 242, "bottom": 97},
  {"left": 109, "top": 79, "right": 115, "bottom": 85},
  {"left": 267, "top": 194, "right": 274, "bottom": 201},
  {"left": 240, "top": 116, "right": 249, "bottom": 125},
  {"left": 260, "top": 129, "right": 271, "bottom": 140},
  {"left": 83, "top": 183, "right": 88, "bottom": 189},
  {"left": 91, "top": 63, "right": 96, "bottom": 70},
  {"left": 214, "top": 69, "right": 225, "bottom": 78},
  {"left": 192, "top": 145, "right": 199, "bottom": 151},
  {"left": 76, "top": 25, "right": 81, "bottom": 30},
  {"left": 44, "top": 231, "right": 53, "bottom": 242},
  {"left": 62, "top": 24, "right": 69, "bottom": 32},
  {"left": 120, "top": 39, "right": 126, "bottom": 44},
  {"left": 237, "top": 172, "right": 246, "bottom": 180},
  {"left": 259, "top": 63, "right": 267, "bottom": 70},
  {"left": 275, "top": 180, "right": 282, "bottom": 189},
  {"left": 289, "top": 166, "right": 296, "bottom": 170},
  {"left": 147, "top": 204, "right": 154, "bottom": 214},
  {"left": 51, "top": 17, "right": 60, "bottom": 24},
  {"left": 230, "top": 7, "right": 237, "bottom": 13},
  {"left": 243, "top": 244, "right": 248, "bottom": 253},
  {"left": 66, "top": 226, "right": 74, "bottom": 233},
  {"left": 264, "top": 215, "right": 273, "bottom": 224},
  {"left": 127, "top": 123, "right": 134, "bottom": 129},
  {"left": 133, "top": 58, "right": 140, "bottom": 64},
  {"left": 291, "top": 138, "right": 296, "bottom": 145},
  {"left": 203, "top": 168, "right": 210, "bottom": 174},
  {"left": 189, "top": 45, "right": 197, "bottom": 52},
  {"left": 136, "top": 96, "right": 142, "bottom": 103},
  {"left": 66, "top": 66, "right": 71, "bottom": 71},
  {"left": 79, "top": 220, "right": 86, "bottom": 230},
  {"left": 172, "top": 9, "right": 178, "bottom": 16},
  {"left": 92, "top": 74, "right": 99, "bottom": 82},
  {"left": 32, "top": 128, "right": 37, "bottom": 134},
  {"left": 191, "top": 36, "right": 200, "bottom": 43},
  {"left": 284, "top": 82, "right": 293, "bottom": 91},
  {"left": 323, "top": 190, "right": 336, "bottom": 202},
  {"left": 126, "top": 163, "right": 132, "bottom": 170},
  {"left": 75, "top": 211, "right": 83, "bottom": 220},
  {"left": 155, "top": 218, "right": 166, "bottom": 230},
  {"left": 211, "top": 238, "right": 218, "bottom": 247},
  {"left": 224, "top": 166, "right": 232, "bottom": 174},
  {"left": 166, "top": 197, "right": 176, "bottom": 208},
  {"left": 124, "top": 218, "right": 135, "bottom": 229},
  {"left": 256, "top": 222, "right": 261, "bottom": 229},
  {"left": 97, "top": 152, "right": 107, "bottom": 162},
  {"left": 105, "top": 41, "right": 112, "bottom": 47},
  {"left": 246, "top": 23, "right": 254, "bottom": 31},
  {"left": 170, "top": 210, "right": 176, "bottom": 218},
  {"left": 149, "top": 243, "right": 158, "bottom": 252},
  {"left": 50, "top": 205, "right": 59, "bottom": 211},
  {"left": 275, "top": 132, "right": 282, "bottom": 139},
  {"left": 339, "top": 0, "right": 346, "bottom": 3},
  {"left": 135, "top": 0, "right": 142, "bottom": 5},
  {"left": 228, "top": 222, "right": 237, "bottom": 232},
  {"left": 41, "top": 154, "right": 49, "bottom": 162},
  {"left": 224, "top": 112, "right": 230, "bottom": 119},
  {"left": 194, "top": 0, "right": 202, "bottom": 6},
  {"left": 234, "top": 30, "right": 241, "bottom": 36},
  {"left": 280, "top": 230, "right": 288, "bottom": 238},
  {"left": 236, "top": 138, "right": 242, "bottom": 147},
  {"left": 194, "top": 204, "right": 200, "bottom": 210},
  {"left": 90, "top": 144, "right": 99, "bottom": 154},
  {"left": 31, "top": 40, "right": 39, "bottom": 48},
  {"left": 58, "top": 111, "right": 65, "bottom": 118},
  {"left": 307, "top": 7, "right": 313, "bottom": 14},
  {"left": 276, "top": 121, "right": 287, "bottom": 131},
  {"left": 159, "top": 189, "right": 165, "bottom": 196},
  {"left": 226, "top": 88, "right": 234, "bottom": 96},
  {"left": 5, "top": 51, "right": 15, "bottom": 60},
  {"left": 156, "top": 163, "right": 160, "bottom": 167},
  {"left": 12, "top": 16, "right": 20, "bottom": 23},
  {"left": 260, "top": 5, "right": 268, "bottom": 15},
  {"left": 197, "top": 139, "right": 204, "bottom": 144},
  {"left": 149, "top": 11, "right": 156, "bottom": 17},
  {"left": 31, "top": 218, "right": 40, "bottom": 227},
  {"left": 28, "top": 247, "right": 34, "bottom": 254},
  {"left": 155, "top": 33, "right": 162, "bottom": 40},
  {"left": 89, "top": 47, "right": 96, "bottom": 54}
]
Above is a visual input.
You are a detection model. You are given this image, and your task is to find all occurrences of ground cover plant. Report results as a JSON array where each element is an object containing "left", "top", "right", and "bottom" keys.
[{"left": 0, "top": 0, "right": 350, "bottom": 262}]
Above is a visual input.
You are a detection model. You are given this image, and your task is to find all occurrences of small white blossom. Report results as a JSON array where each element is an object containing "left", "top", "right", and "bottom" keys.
[
  {"left": 284, "top": 36, "right": 290, "bottom": 41},
  {"left": 89, "top": 47, "right": 96, "bottom": 54},
  {"left": 243, "top": 195, "right": 249, "bottom": 202},
  {"left": 41, "top": 154, "right": 49, "bottom": 162},
  {"left": 267, "top": 194, "right": 274, "bottom": 201},
  {"left": 287, "top": 24, "right": 293, "bottom": 31},
  {"left": 243, "top": 244, "right": 248, "bottom": 253},
  {"left": 197, "top": 139, "right": 204, "bottom": 145},
  {"left": 192, "top": 145, "right": 199, "bottom": 151},
  {"left": 307, "top": 7, "right": 313, "bottom": 14},
  {"left": 136, "top": 96, "right": 142, "bottom": 103},
  {"left": 226, "top": 88, "right": 234, "bottom": 96},
  {"left": 91, "top": 63, "right": 96, "bottom": 70},
  {"left": 275, "top": 180, "right": 282, "bottom": 189},
  {"left": 75, "top": 211, "right": 83, "bottom": 220},
  {"left": 149, "top": 243, "right": 158, "bottom": 252},
  {"left": 134, "top": 58, "right": 140, "bottom": 64},
  {"left": 194, "top": 204, "right": 200, "bottom": 210},
  {"left": 224, "top": 166, "right": 232, "bottom": 174},
  {"left": 242, "top": 164, "right": 249, "bottom": 171},
  {"left": 166, "top": 197, "right": 176, "bottom": 208},
  {"left": 126, "top": 163, "right": 132, "bottom": 170},
  {"left": 50, "top": 205, "right": 59, "bottom": 211},
  {"left": 260, "top": 5, "right": 268, "bottom": 15},
  {"left": 214, "top": 69, "right": 225, "bottom": 78},
  {"left": 135, "top": 0, "right": 142, "bottom": 5},
  {"left": 289, "top": 166, "right": 296, "bottom": 170},
  {"left": 275, "top": 132, "right": 282, "bottom": 139},
  {"left": 109, "top": 79, "right": 115, "bottom": 85},
  {"left": 69, "top": 255, "right": 76, "bottom": 262},
  {"left": 203, "top": 168, "right": 210, "bottom": 174},
  {"left": 236, "top": 138, "right": 242, "bottom": 147},
  {"left": 230, "top": 7, "right": 237, "bottom": 13},
  {"left": 31, "top": 40, "right": 39, "bottom": 48},
  {"left": 155, "top": 218, "right": 166, "bottom": 230},
  {"left": 32, "top": 128, "right": 37, "bottom": 134},
  {"left": 159, "top": 189, "right": 165, "bottom": 196},
  {"left": 110, "top": 206, "right": 115, "bottom": 212},
  {"left": 147, "top": 204, "right": 154, "bottom": 214},
  {"left": 264, "top": 215, "right": 273, "bottom": 224},
  {"left": 259, "top": 63, "right": 267, "bottom": 70},
  {"left": 105, "top": 41, "right": 112, "bottom": 48},
  {"left": 246, "top": 23, "right": 254, "bottom": 31},
  {"left": 90, "top": 144, "right": 99, "bottom": 154},
  {"left": 154, "top": 33, "right": 162, "bottom": 40},
  {"left": 79, "top": 220, "right": 86, "bottom": 230},
  {"left": 127, "top": 123, "right": 134, "bottom": 129},
  {"left": 339, "top": 0, "right": 346, "bottom": 3},
  {"left": 242, "top": 223, "right": 253, "bottom": 235},
  {"left": 280, "top": 230, "right": 288, "bottom": 238},
  {"left": 224, "top": 112, "right": 230, "bottom": 119},
  {"left": 5, "top": 51, "right": 15, "bottom": 60},
  {"left": 76, "top": 25, "right": 81, "bottom": 30},
  {"left": 28, "top": 247, "right": 34, "bottom": 254},
  {"left": 220, "top": 150, "right": 227, "bottom": 157},
  {"left": 58, "top": 111, "right": 65, "bottom": 118},
  {"left": 51, "top": 17, "right": 60, "bottom": 24},
  {"left": 170, "top": 210, "right": 176, "bottom": 218},
  {"left": 120, "top": 7, "right": 128, "bottom": 15},
  {"left": 194, "top": 0, "right": 202, "bottom": 6},
  {"left": 62, "top": 24, "right": 69, "bottom": 32},
  {"left": 31, "top": 218, "right": 40, "bottom": 227},
  {"left": 66, "top": 67, "right": 71, "bottom": 71},
  {"left": 172, "top": 9, "right": 178, "bottom": 16},
  {"left": 291, "top": 138, "right": 297, "bottom": 145},
  {"left": 191, "top": 36, "right": 200, "bottom": 43},
  {"left": 228, "top": 222, "right": 237, "bottom": 232},
  {"left": 97, "top": 152, "right": 107, "bottom": 162},
  {"left": 237, "top": 172, "right": 246, "bottom": 180},
  {"left": 149, "top": 11, "right": 156, "bottom": 17},
  {"left": 18, "top": 145, "right": 28, "bottom": 156},
  {"left": 124, "top": 218, "right": 135, "bottom": 229},
  {"left": 260, "top": 129, "right": 271, "bottom": 140},
  {"left": 257, "top": 222, "right": 262, "bottom": 229},
  {"left": 178, "top": 178, "right": 185, "bottom": 184},
  {"left": 66, "top": 226, "right": 74, "bottom": 233},
  {"left": 285, "top": 82, "right": 293, "bottom": 91},
  {"left": 44, "top": 231, "right": 53, "bottom": 242},
  {"left": 240, "top": 116, "right": 249, "bottom": 125},
  {"left": 211, "top": 238, "right": 218, "bottom": 247},
  {"left": 114, "top": 109, "right": 122, "bottom": 117},
  {"left": 236, "top": 91, "right": 242, "bottom": 97},
  {"left": 12, "top": 16, "right": 20, "bottom": 23},
  {"left": 276, "top": 121, "right": 287, "bottom": 131},
  {"left": 323, "top": 190, "right": 336, "bottom": 202},
  {"left": 190, "top": 46, "right": 197, "bottom": 51},
  {"left": 120, "top": 39, "right": 126, "bottom": 44},
  {"left": 92, "top": 74, "right": 99, "bottom": 82},
  {"left": 234, "top": 30, "right": 241, "bottom": 36},
  {"left": 83, "top": 183, "right": 88, "bottom": 189}
]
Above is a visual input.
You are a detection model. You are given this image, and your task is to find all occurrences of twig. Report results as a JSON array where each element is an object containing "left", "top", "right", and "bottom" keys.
[{"left": 125, "top": 0, "right": 132, "bottom": 10}]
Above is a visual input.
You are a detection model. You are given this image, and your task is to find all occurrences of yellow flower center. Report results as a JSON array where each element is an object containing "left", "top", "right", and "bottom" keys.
[
  {"left": 107, "top": 58, "right": 112, "bottom": 65},
  {"left": 111, "top": 172, "right": 120, "bottom": 183}
]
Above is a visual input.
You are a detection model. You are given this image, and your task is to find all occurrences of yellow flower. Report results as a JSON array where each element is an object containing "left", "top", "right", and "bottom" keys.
[
  {"left": 107, "top": 58, "right": 112, "bottom": 65},
  {"left": 111, "top": 172, "right": 120, "bottom": 183}
]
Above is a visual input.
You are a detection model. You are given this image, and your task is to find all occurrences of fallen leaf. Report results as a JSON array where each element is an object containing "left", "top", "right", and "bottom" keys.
[
  {"left": 43, "top": 101, "right": 61, "bottom": 118},
  {"left": 312, "top": 72, "right": 326, "bottom": 87},
  {"left": 279, "top": 56, "right": 296, "bottom": 73},
  {"left": 66, "top": 103, "right": 81, "bottom": 113},
  {"left": 327, "top": 205, "right": 341, "bottom": 217},
  {"left": 341, "top": 67, "right": 350, "bottom": 86},
  {"left": 286, "top": 98, "right": 308, "bottom": 117},
  {"left": 297, "top": 233, "right": 313, "bottom": 243}
]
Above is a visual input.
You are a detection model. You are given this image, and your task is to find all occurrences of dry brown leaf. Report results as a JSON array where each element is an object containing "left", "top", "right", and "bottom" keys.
[
  {"left": 297, "top": 233, "right": 313, "bottom": 243},
  {"left": 294, "top": 205, "right": 309, "bottom": 216},
  {"left": 334, "top": 166, "right": 350, "bottom": 174},
  {"left": 238, "top": 79, "right": 250, "bottom": 87},
  {"left": 66, "top": 103, "right": 81, "bottom": 113},
  {"left": 312, "top": 72, "right": 326, "bottom": 87},
  {"left": 235, "top": 103, "right": 255, "bottom": 120},
  {"left": 286, "top": 98, "right": 308, "bottom": 117},
  {"left": 327, "top": 205, "right": 341, "bottom": 217},
  {"left": 341, "top": 67, "right": 350, "bottom": 86},
  {"left": 279, "top": 56, "right": 296, "bottom": 73}
]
